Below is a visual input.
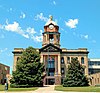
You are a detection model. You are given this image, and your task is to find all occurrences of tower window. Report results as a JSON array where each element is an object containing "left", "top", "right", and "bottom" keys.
[
  {"left": 49, "top": 34, "right": 53, "bottom": 39},
  {"left": 81, "top": 57, "right": 84, "bottom": 64},
  {"left": 61, "top": 57, "right": 64, "bottom": 64},
  {"left": 17, "top": 57, "right": 20, "bottom": 61},
  {"left": 67, "top": 57, "right": 70, "bottom": 63},
  {"left": 49, "top": 34, "right": 54, "bottom": 43}
]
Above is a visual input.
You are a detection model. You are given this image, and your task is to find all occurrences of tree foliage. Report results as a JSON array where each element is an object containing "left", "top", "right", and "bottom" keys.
[
  {"left": 63, "top": 57, "right": 89, "bottom": 87},
  {"left": 10, "top": 47, "right": 45, "bottom": 87}
]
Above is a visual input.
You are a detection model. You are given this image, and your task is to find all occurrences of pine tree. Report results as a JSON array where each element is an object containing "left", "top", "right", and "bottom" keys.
[
  {"left": 10, "top": 47, "right": 45, "bottom": 87},
  {"left": 63, "top": 57, "right": 89, "bottom": 87}
]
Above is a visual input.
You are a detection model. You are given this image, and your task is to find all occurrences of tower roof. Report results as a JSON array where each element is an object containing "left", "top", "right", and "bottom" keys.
[{"left": 45, "top": 16, "right": 58, "bottom": 26}]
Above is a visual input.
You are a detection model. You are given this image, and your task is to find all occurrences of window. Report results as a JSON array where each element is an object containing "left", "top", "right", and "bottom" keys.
[
  {"left": 47, "top": 57, "right": 55, "bottom": 76},
  {"left": 95, "top": 78, "right": 96, "bottom": 83},
  {"left": 61, "top": 57, "right": 64, "bottom": 64},
  {"left": 48, "top": 57, "right": 55, "bottom": 68},
  {"left": 98, "top": 62, "right": 100, "bottom": 65},
  {"left": 48, "top": 61, "right": 54, "bottom": 68},
  {"left": 81, "top": 57, "right": 84, "bottom": 64},
  {"left": 98, "top": 78, "right": 99, "bottom": 83},
  {"left": 61, "top": 68, "right": 64, "bottom": 74},
  {"left": 49, "top": 34, "right": 54, "bottom": 43},
  {"left": 67, "top": 57, "right": 70, "bottom": 63},
  {"left": 17, "top": 57, "right": 20, "bottom": 61},
  {"left": 48, "top": 72, "right": 54, "bottom": 76}
]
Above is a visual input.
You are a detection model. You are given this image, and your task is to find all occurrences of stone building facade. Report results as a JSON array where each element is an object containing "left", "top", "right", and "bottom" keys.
[
  {"left": 12, "top": 16, "right": 89, "bottom": 85},
  {"left": 0, "top": 63, "right": 10, "bottom": 84},
  {"left": 89, "top": 72, "right": 100, "bottom": 86}
]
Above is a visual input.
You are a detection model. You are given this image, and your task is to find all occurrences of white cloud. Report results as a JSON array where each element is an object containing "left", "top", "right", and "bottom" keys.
[
  {"left": 0, "top": 24, "right": 4, "bottom": 29},
  {"left": 4, "top": 22, "right": 28, "bottom": 38},
  {"left": 22, "top": 34, "right": 29, "bottom": 38},
  {"left": 40, "top": 30, "right": 43, "bottom": 35},
  {"left": 6, "top": 19, "right": 9, "bottom": 24},
  {"left": 4, "top": 21, "right": 31, "bottom": 39},
  {"left": 20, "top": 12, "right": 26, "bottom": 19},
  {"left": 9, "top": 8, "right": 12, "bottom": 11},
  {"left": 34, "top": 13, "right": 48, "bottom": 22},
  {"left": 81, "top": 34, "right": 89, "bottom": 39},
  {"left": 84, "top": 35, "right": 88, "bottom": 39},
  {"left": 34, "top": 35, "right": 43, "bottom": 42},
  {"left": 5, "top": 22, "right": 21, "bottom": 32},
  {"left": 0, "top": 21, "right": 43, "bottom": 42},
  {"left": 0, "top": 48, "right": 8, "bottom": 54},
  {"left": 65, "top": 19, "right": 78, "bottom": 28},
  {"left": 31, "top": 30, "right": 43, "bottom": 42},
  {"left": 26, "top": 27, "right": 36, "bottom": 34},
  {"left": 7, "top": 8, "right": 13, "bottom": 12},
  {"left": 53, "top": 1, "right": 56, "bottom": 5}
]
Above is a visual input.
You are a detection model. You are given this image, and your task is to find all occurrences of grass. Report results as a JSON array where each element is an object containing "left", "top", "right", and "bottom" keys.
[
  {"left": 55, "top": 85, "right": 100, "bottom": 92},
  {"left": 0, "top": 84, "right": 38, "bottom": 91}
]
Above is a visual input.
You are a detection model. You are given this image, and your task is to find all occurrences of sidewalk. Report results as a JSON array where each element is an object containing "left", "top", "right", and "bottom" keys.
[
  {"left": 0, "top": 85, "right": 99, "bottom": 93},
  {"left": 0, "top": 85, "right": 55, "bottom": 93}
]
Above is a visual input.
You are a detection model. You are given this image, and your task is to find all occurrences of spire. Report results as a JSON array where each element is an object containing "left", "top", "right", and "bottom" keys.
[
  {"left": 50, "top": 16, "right": 53, "bottom": 21},
  {"left": 45, "top": 16, "right": 58, "bottom": 26}
]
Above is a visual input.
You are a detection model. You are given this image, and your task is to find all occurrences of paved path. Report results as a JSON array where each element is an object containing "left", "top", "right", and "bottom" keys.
[{"left": 0, "top": 85, "right": 99, "bottom": 93}]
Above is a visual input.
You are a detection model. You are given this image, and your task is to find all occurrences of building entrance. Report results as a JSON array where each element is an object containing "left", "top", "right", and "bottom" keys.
[{"left": 46, "top": 78, "right": 55, "bottom": 85}]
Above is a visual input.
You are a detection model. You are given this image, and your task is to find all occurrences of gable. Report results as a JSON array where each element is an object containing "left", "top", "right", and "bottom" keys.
[{"left": 39, "top": 43, "right": 62, "bottom": 53}]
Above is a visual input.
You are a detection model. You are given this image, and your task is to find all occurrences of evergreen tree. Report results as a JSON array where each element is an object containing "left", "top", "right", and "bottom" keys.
[
  {"left": 10, "top": 47, "right": 45, "bottom": 87},
  {"left": 63, "top": 57, "right": 89, "bottom": 87}
]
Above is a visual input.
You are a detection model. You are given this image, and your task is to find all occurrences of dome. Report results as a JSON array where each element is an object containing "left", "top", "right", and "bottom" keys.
[{"left": 45, "top": 16, "right": 58, "bottom": 26}]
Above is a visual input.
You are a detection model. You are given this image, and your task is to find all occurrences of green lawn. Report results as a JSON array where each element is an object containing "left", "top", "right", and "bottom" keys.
[
  {"left": 0, "top": 84, "right": 38, "bottom": 91},
  {"left": 55, "top": 85, "right": 100, "bottom": 92}
]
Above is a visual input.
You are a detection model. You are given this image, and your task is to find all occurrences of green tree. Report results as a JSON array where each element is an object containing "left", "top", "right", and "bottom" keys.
[
  {"left": 10, "top": 47, "right": 45, "bottom": 87},
  {"left": 63, "top": 57, "right": 89, "bottom": 87}
]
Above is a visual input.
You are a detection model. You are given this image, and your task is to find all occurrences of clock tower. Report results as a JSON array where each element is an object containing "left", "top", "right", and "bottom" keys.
[{"left": 42, "top": 16, "right": 60, "bottom": 47}]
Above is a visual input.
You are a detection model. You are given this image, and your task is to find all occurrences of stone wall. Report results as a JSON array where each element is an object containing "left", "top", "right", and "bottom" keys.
[{"left": 89, "top": 72, "right": 100, "bottom": 86}]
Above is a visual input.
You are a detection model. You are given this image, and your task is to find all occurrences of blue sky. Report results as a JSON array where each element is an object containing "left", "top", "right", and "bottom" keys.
[{"left": 0, "top": 0, "right": 100, "bottom": 73}]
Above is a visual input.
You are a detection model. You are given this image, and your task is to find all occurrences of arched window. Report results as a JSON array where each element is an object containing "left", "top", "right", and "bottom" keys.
[
  {"left": 67, "top": 57, "right": 70, "bottom": 63},
  {"left": 17, "top": 57, "right": 20, "bottom": 61},
  {"left": 81, "top": 57, "right": 84, "bottom": 64},
  {"left": 48, "top": 57, "right": 55, "bottom": 68},
  {"left": 61, "top": 68, "right": 64, "bottom": 74},
  {"left": 76, "top": 57, "right": 78, "bottom": 60},
  {"left": 49, "top": 34, "right": 54, "bottom": 43},
  {"left": 61, "top": 57, "right": 64, "bottom": 64},
  {"left": 47, "top": 56, "right": 55, "bottom": 76}
]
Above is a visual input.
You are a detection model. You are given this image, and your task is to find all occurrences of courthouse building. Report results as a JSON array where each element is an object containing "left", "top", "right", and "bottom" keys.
[{"left": 12, "top": 16, "right": 100, "bottom": 85}]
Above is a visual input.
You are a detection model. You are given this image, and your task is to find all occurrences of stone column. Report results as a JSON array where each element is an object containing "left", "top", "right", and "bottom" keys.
[
  {"left": 55, "top": 54, "right": 61, "bottom": 85},
  {"left": 40, "top": 54, "right": 43, "bottom": 63},
  {"left": 64, "top": 56, "right": 67, "bottom": 76},
  {"left": 55, "top": 56, "right": 58, "bottom": 75},
  {"left": 58, "top": 55, "right": 61, "bottom": 75},
  {"left": 43, "top": 55, "right": 47, "bottom": 85},
  {"left": 47, "top": 34, "right": 49, "bottom": 44},
  {"left": 43, "top": 55, "right": 46, "bottom": 70},
  {"left": 85, "top": 55, "right": 88, "bottom": 75}
]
